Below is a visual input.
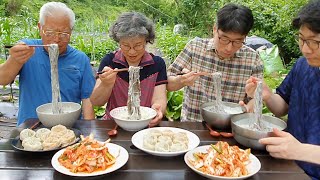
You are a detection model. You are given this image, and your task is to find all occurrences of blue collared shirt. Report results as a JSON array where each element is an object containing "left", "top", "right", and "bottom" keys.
[
  {"left": 276, "top": 57, "right": 320, "bottom": 179},
  {"left": 17, "top": 39, "right": 95, "bottom": 125}
]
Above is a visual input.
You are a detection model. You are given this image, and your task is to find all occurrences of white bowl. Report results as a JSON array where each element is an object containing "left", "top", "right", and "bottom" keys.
[
  {"left": 36, "top": 102, "right": 81, "bottom": 128},
  {"left": 110, "top": 106, "right": 157, "bottom": 131}
]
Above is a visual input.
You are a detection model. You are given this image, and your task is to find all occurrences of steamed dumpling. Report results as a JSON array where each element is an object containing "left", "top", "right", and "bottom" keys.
[
  {"left": 143, "top": 129, "right": 189, "bottom": 152},
  {"left": 51, "top": 124, "right": 67, "bottom": 137},
  {"left": 143, "top": 134, "right": 158, "bottom": 150},
  {"left": 22, "top": 137, "right": 42, "bottom": 151},
  {"left": 20, "top": 129, "right": 36, "bottom": 141},
  {"left": 35, "top": 128, "right": 51, "bottom": 142},
  {"left": 170, "top": 142, "right": 188, "bottom": 152},
  {"left": 162, "top": 130, "right": 174, "bottom": 138},
  {"left": 154, "top": 141, "right": 170, "bottom": 152},
  {"left": 42, "top": 136, "right": 61, "bottom": 150},
  {"left": 60, "top": 129, "right": 76, "bottom": 147},
  {"left": 158, "top": 135, "right": 173, "bottom": 146},
  {"left": 173, "top": 132, "right": 188, "bottom": 145},
  {"left": 149, "top": 129, "right": 162, "bottom": 137}
]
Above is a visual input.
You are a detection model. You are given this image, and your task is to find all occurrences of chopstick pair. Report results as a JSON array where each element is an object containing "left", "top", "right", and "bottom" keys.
[
  {"left": 4, "top": 45, "right": 50, "bottom": 48},
  {"left": 97, "top": 67, "right": 143, "bottom": 75},
  {"left": 177, "top": 71, "right": 211, "bottom": 76}
]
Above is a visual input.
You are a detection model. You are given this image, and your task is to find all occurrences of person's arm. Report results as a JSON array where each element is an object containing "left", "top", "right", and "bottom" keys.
[
  {"left": 264, "top": 93, "right": 288, "bottom": 117},
  {"left": 81, "top": 98, "right": 95, "bottom": 120},
  {"left": 167, "top": 69, "right": 205, "bottom": 91},
  {"left": 90, "top": 67, "right": 118, "bottom": 106},
  {"left": 245, "top": 77, "right": 288, "bottom": 117},
  {"left": 167, "top": 39, "right": 197, "bottom": 91},
  {"left": 0, "top": 44, "right": 34, "bottom": 85},
  {"left": 149, "top": 84, "right": 167, "bottom": 127},
  {"left": 296, "top": 143, "right": 320, "bottom": 165},
  {"left": 260, "top": 128, "right": 320, "bottom": 165}
]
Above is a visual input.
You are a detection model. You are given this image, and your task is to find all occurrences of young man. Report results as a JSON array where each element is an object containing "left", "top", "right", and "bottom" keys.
[
  {"left": 167, "top": 4, "right": 263, "bottom": 122},
  {"left": 245, "top": 1, "right": 320, "bottom": 179},
  {"left": 0, "top": 2, "right": 95, "bottom": 125}
]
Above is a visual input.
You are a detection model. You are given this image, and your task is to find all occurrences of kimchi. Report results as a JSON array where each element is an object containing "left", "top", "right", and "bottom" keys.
[
  {"left": 58, "top": 134, "right": 116, "bottom": 173},
  {"left": 189, "top": 141, "right": 251, "bottom": 177}
]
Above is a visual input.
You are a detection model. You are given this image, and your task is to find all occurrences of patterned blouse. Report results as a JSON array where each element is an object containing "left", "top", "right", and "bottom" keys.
[{"left": 167, "top": 37, "right": 264, "bottom": 122}]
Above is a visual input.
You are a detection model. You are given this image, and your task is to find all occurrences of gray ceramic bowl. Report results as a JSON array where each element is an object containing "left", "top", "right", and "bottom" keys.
[
  {"left": 231, "top": 113, "right": 287, "bottom": 150},
  {"left": 200, "top": 101, "right": 245, "bottom": 129},
  {"left": 110, "top": 106, "right": 157, "bottom": 131},
  {"left": 36, "top": 102, "right": 81, "bottom": 128}
]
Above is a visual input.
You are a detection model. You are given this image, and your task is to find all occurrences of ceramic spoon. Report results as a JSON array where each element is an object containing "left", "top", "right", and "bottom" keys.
[
  {"left": 108, "top": 124, "right": 118, "bottom": 136},
  {"left": 203, "top": 121, "right": 220, "bottom": 137},
  {"left": 219, "top": 132, "right": 233, "bottom": 138}
]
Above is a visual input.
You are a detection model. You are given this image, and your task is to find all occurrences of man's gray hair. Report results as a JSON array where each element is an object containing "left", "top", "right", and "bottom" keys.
[
  {"left": 109, "top": 12, "right": 155, "bottom": 44},
  {"left": 39, "top": 2, "right": 75, "bottom": 29}
]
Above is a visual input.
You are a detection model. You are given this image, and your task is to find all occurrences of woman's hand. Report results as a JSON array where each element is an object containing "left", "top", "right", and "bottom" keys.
[
  {"left": 98, "top": 67, "right": 118, "bottom": 87},
  {"left": 149, "top": 103, "right": 163, "bottom": 127}
]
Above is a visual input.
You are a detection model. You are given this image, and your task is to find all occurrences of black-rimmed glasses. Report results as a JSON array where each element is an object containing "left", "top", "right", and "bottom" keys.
[{"left": 216, "top": 31, "right": 245, "bottom": 48}]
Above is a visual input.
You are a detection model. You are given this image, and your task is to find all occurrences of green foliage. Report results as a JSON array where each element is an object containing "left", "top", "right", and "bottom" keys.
[
  {"left": 155, "top": 24, "right": 190, "bottom": 64},
  {"left": 166, "top": 90, "right": 183, "bottom": 121},
  {"left": 93, "top": 106, "right": 106, "bottom": 118},
  {"left": 125, "top": 0, "right": 176, "bottom": 23}
]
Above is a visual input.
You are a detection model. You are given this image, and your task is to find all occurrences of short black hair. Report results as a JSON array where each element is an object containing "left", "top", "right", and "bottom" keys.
[
  {"left": 292, "top": 1, "right": 320, "bottom": 33},
  {"left": 216, "top": 4, "right": 254, "bottom": 35}
]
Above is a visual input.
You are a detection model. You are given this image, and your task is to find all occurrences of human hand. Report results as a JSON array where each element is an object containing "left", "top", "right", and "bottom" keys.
[
  {"left": 245, "top": 76, "right": 272, "bottom": 101},
  {"left": 238, "top": 100, "right": 254, "bottom": 112},
  {"left": 178, "top": 68, "right": 203, "bottom": 87},
  {"left": 259, "top": 128, "right": 302, "bottom": 160},
  {"left": 8, "top": 42, "right": 35, "bottom": 65},
  {"left": 149, "top": 103, "right": 163, "bottom": 127},
  {"left": 98, "top": 67, "right": 118, "bottom": 87}
]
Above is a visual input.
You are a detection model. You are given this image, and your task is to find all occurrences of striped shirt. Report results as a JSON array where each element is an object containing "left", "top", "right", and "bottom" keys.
[{"left": 167, "top": 37, "right": 264, "bottom": 122}]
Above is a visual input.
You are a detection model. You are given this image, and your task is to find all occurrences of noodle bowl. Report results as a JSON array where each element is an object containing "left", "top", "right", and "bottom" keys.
[
  {"left": 36, "top": 102, "right": 81, "bottom": 128},
  {"left": 110, "top": 106, "right": 157, "bottom": 131}
]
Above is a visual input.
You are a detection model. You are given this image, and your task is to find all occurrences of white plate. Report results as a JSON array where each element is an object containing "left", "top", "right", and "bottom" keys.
[
  {"left": 184, "top": 145, "right": 261, "bottom": 180},
  {"left": 131, "top": 127, "right": 200, "bottom": 157},
  {"left": 51, "top": 143, "right": 129, "bottom": 177}
]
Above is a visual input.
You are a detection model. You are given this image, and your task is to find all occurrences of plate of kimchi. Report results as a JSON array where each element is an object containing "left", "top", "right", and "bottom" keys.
[
  {"left": 51, "top": 134, "right": 129, "bottom": 176},
  {"left": 184, "top": 141, "right": 261, "bottom": 180}
]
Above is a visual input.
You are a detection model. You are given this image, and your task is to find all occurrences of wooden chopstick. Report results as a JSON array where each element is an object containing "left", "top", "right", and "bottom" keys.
[
  {"left": 4, "top": 44, "right": 50, "bottom": 48},
  {"left": 30, "top": 121, "right": 41, "bottom": 130},
  {"left": 176, "top": 72, "right": 211, "bottom": 76},
  {"left": 97, "top": 67, "right": 142, "bottom": 75}
]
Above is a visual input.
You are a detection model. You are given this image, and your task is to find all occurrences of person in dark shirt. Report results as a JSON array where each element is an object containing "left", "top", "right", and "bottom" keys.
[
  {"left": 90, "top": 12, "right": 167, "bottom": 127},
  {"left": 245, "top": 1, "right": 320, "bottom": 179}
]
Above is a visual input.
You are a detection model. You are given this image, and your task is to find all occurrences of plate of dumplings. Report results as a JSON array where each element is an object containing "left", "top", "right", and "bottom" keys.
[
  {"left": 131, "top": 127, "right": 200, "bottom": 157},
  {"left": 11, "top": 124, "right": 81, "bottom": 152}
]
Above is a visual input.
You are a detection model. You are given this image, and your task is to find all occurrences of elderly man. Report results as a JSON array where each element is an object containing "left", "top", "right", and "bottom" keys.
[
  {"left": 167, "top": 3, "right": 263, "bottom": 122},
  {"left": 0, "top": 2, "right": 95, "bottom": 125}
]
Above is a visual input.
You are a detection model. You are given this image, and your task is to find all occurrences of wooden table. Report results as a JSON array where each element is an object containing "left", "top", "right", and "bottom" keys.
[{"left": 0, "top": 119, "right": 310, "bottom": 180}]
